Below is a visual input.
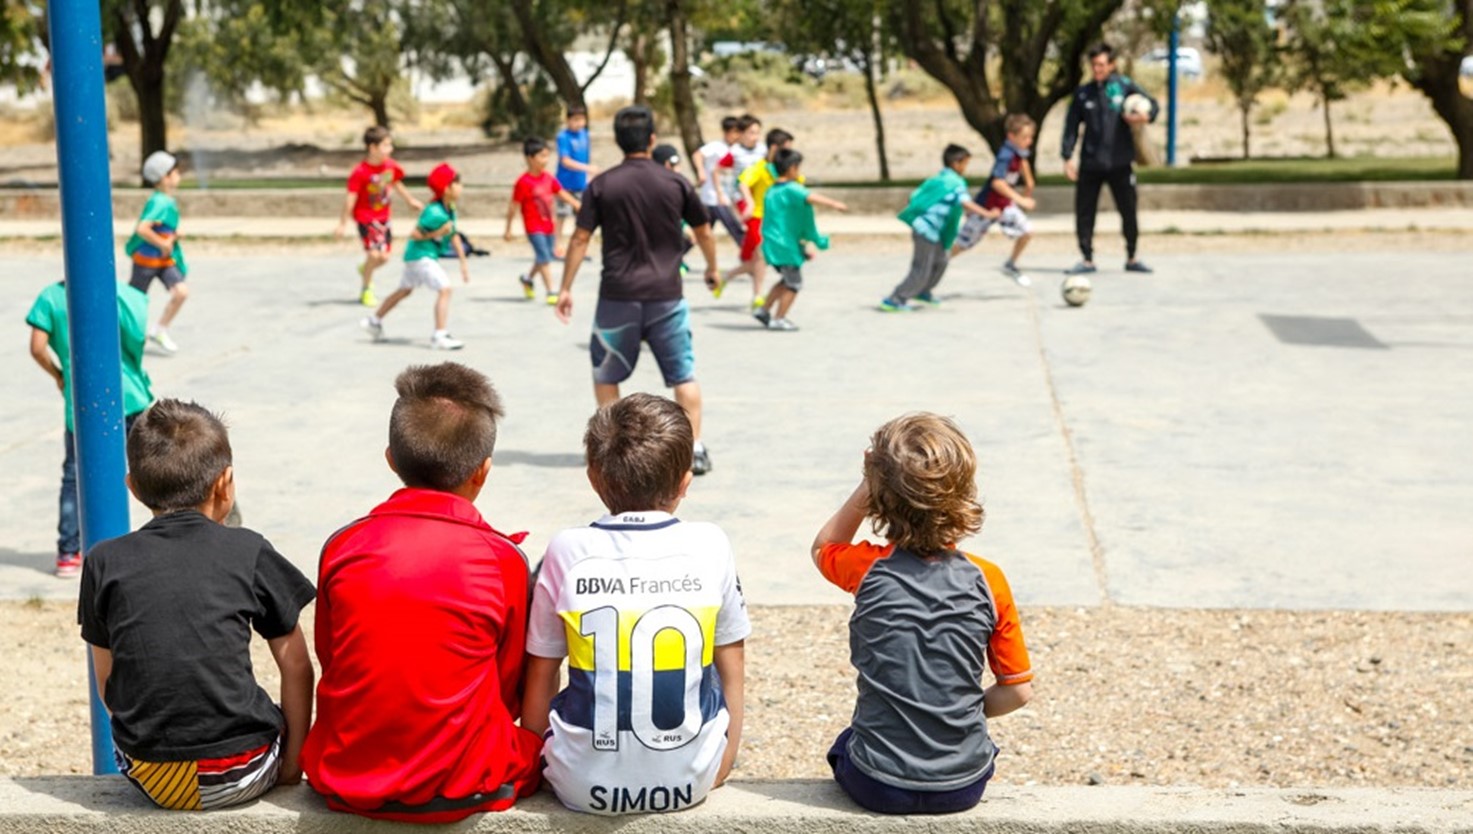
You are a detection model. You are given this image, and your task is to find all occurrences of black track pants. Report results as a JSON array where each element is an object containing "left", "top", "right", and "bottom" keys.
[{"left": 1075, "top": 166, "right": 1138, "bottom": 262}]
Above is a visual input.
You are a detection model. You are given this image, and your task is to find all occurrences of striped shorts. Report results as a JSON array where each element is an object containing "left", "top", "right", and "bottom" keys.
[{"left": 116, "top": 736, "right": 281, "bottom": 811}]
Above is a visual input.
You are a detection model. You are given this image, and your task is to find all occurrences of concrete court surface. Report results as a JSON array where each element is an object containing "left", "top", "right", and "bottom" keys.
[{"left": 3, "top": 244, "right": 1471, "bottom": 610}]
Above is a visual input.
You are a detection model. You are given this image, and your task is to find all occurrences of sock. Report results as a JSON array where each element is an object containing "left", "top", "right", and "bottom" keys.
[{"left": 433, "top": 329, "right": 448, "bottom": 338}]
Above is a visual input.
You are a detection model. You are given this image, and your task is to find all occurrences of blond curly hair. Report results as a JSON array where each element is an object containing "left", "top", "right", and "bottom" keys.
[{"left": 863, "top": 413, "right": 984, "bottom": 555}]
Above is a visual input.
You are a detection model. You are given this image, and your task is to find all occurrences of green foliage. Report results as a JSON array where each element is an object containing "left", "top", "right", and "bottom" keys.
[
  {"left": 0, "top": 0, "right": 43, "bottom": 92},
  {"left": 174, "top": 4, "right": 310, "bottom": 120},
  {"left": 1205, "top": 0, "right": 1277, "bottom": 157}
]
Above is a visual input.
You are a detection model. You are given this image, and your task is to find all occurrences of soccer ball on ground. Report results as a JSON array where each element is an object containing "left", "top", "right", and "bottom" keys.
[{"left": 1061, "top": 275, "right": 1092, "bottom": 307}]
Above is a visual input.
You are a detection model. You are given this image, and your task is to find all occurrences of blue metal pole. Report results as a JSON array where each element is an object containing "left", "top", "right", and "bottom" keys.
[
  {"left": 49, "top": 0, "right": 129, "bottom": 776},
  {"left": 1167, "top": 13, "right": 1180, "bottom": 166}
]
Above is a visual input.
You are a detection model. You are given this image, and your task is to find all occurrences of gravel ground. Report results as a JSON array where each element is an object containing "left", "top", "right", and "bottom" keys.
[{"left": 5, "top": 600, "right": 1469, "bottom": 788}]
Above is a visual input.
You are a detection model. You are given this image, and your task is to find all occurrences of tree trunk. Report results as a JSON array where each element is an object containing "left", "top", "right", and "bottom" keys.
[
  {"left": 133, "top": 70, "right": 168, "bottom": 166},
  {"left": 510, "top": 0, "right": 586, "bottom": 110},
  {"left": 1420, "top": 77, "right": 1473, "bottom": 179},
  {"left": 665, "top": 0, "right": 702, "bottom": 158},
  {"left": 371, "top": 93, "right": 391, "bottom": 129},
  {"left": 630, "top": 31, "right": 653, "bottom": 106},
  {"left": 1321, "top": 93, "right": 1336, "bottom": 159},
  {"left": 491, "top": 53, "right": 530, "bottom": 123},
  {"left": 859, "top": 48, "right": 890, "bottom": 181},
  {"left": 1240, "top": 101, "right": 1251, "bottom": 159}
]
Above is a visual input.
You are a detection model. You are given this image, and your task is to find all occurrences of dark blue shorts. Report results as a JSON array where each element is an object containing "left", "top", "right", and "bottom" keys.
[
  {"left": 590, "top": 298, "right": 694, "bottom": 387},
  {"left": 827, "top": 728, "right": 993, "bottom": 815},
  {"left": 528, "top": 232, "right": 557, "bottom": 265}
]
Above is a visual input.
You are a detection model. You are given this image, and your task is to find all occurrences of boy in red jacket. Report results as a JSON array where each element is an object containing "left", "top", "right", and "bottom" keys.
[{"left": 302, "top": 362, "right": 541, "bottom": 823}]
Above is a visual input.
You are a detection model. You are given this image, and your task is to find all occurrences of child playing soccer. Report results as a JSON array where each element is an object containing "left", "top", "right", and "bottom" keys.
[
  {"left": 523, "top": 393, "right": 750, "bottom": 815},
  {"left": 27, "top": 278, "right": 154, "bottom": 576},
  {"left": 336, "top": 126, "right": 423, "bottom": 307},
  {"left": 507, "top": 137, "right": 582, "bottom": 304},
  {"left": 951, "top": 114, "right": 1038, "bottom": 287},
  {"left": 80, "top": 399, "right": 316, "bottom": 810},
  {"left": 811, "top": 413, "right": 1034, "bottom": 814},
  {"left": 125, "top": 151, "right": 188, "bottom": 353},
  {"left": 752, "top": 149, "right": 848, "bottom": 332},
  {"left": 721, "top": 127, "right": 794, "bottom": 309},
  {"left": 361, "top": 163, "right": 470, "bottom": 350},
  {"left": 554, "top": 105, "right": 596, "bottom": 258},
  {"left": 302, "top": 363, "right": 542, "bottom": 822},
  {"left": 881, "top": 145, "right": 1000, "bottom": 312},
  {"left": 692, "top": 115, "right": 745, "bottom": 243}
]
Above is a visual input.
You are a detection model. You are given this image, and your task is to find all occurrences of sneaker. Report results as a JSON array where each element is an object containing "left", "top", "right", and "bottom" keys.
[
  {"left": 768, "top": 317, "right": 799, "bottom": 331},
  {"left": 1064, "top": 261, "right": 1098, "bottom": 275},
  {"left": 751, "top": 296, "right": 766, "bottom": 310},
  {"left": 518, "top": 274, "right": 536, "bottom": 299},
  {"left": 691, "top": 445, "right": 712, "bottom": 476},
  {"left": 149, "top": 329, "right": 179, "bottom": 353},
  {"left": 360, "top": 287, "right": 378, "bottom": 307},
  {"left": 430, "top": 332, "right": 465, "bottom": 350},
  {"left": 878, "top": 297, "right": 913, "bottom": 313},
  {"left": 752, "top": 307, "right": 772, "bottom": 327},
  {"left": 913, "top": 292, "right": 941, "bottom": 307},
  {"left": 1001, "top": 262, "right": 1033, "bottom": 287},
  {"left": 545, "top": 293, "right": 559, "bottom": 306},
  {"left": 1124, "top": 259, "right": 1154, "bottom": 274},
  {"left": 55, "top": 552, "right": 82, "bottom": 578},
  {"left": 360, "top": 316, "right": 384, "bottom": 341}
]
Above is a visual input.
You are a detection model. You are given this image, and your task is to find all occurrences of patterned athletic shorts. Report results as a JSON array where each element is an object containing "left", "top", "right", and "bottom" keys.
[
  {"left": 954, "top": 205, "right": 1031, "bottom": 252},
  {"left": 116, "top": 736, "right": 281, "bottom": 811}
]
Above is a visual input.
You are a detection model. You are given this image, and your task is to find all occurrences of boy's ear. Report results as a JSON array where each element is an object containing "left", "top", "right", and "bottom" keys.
[
  {"left": 124, "top": 473, "right": 141, "bottom": 504},
  {"left": 676, "top": 470, "right": 694, "bottom": 499},
  {"left": 586, "top": 464, "right": 603, "bottom": 494},
  {"left": 384, "top": 447, "right": 398, "bottom": 475},
  {"left": 471, "top": 457, "right": 492, "bottom": 487}
]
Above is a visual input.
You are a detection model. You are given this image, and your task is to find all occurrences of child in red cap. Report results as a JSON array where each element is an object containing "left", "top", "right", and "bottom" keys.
[{"left": 361, "top": 163, "right": 469, "bottom": 350}]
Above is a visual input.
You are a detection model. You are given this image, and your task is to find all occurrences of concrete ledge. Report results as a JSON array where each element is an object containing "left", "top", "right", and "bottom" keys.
[{"left": 2, "top": 777, "right": 1470, "bottom": 833}]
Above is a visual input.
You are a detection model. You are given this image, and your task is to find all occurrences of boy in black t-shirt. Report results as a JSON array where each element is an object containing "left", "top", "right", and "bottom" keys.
[{"left": 79, "top": 399, "right": 316, "bottom": 810}]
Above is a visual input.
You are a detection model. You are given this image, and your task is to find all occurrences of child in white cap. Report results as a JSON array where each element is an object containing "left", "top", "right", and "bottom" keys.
[{"left": 126, "top": 151, "right": 188, "bottom": 353}]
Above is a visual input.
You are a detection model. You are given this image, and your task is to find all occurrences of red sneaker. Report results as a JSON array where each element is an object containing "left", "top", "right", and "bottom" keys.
[{"left": 55, "top": 552, "right": 82, "bottom": 578}]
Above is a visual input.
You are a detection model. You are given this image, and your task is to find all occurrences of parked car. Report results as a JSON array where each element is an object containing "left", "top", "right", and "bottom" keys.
[{"left": 1139, "top": 46, "right": 1203, "bottom": 79}]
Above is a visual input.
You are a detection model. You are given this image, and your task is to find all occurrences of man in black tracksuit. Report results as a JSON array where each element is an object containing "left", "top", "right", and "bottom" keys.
[{"left": 1061, "top": 43, "right": 1159, "bottom": 275}]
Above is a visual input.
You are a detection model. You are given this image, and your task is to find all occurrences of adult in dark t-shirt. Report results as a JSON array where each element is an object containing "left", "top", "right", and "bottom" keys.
[{"left": 555, "top": 105, "right": 720, "bottom": 475}]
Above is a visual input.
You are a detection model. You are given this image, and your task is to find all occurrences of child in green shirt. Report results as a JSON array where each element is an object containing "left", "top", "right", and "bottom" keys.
[
  {"left": 881, "top": 145, "right": 998, "bottom": 312},
  {"left": 125, "top": 151, "right": 188, "bottom": 353},
  {"left": 752, "top": 149, "right": 847, "bottom": 332},
  {"left": 360, "top": 163, "right": 470, "bottom": 351},
  {"left": 26, "top": 280, "right": 155, "bottom": 576}
]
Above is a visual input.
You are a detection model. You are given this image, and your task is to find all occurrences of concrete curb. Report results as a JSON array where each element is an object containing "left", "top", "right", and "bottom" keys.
[{"left": 2, "top": 778, "right": 1470, "bottom": 833}]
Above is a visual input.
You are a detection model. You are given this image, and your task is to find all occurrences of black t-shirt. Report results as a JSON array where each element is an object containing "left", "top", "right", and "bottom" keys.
[
  {"left": 575, "top": 156, "right": 710, "bottom": 301},
  {"left": 78, "top": 511, "right": 316, "bottom": 761}
]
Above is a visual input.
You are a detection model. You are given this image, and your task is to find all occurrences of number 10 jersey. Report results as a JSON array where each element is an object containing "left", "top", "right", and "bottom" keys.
[{"left": 526, "top": 512, "right": 751, "bottom": 814}]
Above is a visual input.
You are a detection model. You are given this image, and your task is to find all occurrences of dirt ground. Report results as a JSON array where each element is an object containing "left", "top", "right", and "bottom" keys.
[
  {"left": 0, "top": 78, "right": 1457, "bottom": 187},
  {"left": 3, "top": 600, "right": 1468, "bottom": 787}
]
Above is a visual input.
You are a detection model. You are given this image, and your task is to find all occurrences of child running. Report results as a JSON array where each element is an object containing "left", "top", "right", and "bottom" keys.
[
  {"left": 752, "top": 148, "right": 848, "bottom": 331},
  {"left": 125, "top": 151, "right": 189, "bottom": 353},
  {"left": 336, "top": 126, "right": 423, "bottom": 307},
  {"left": 523, "top": 393, "right": 750, "bottom": 815},
  {"left": 692, "top": 115, "right": 744, "bottom": 244},
  {"left": 361, "top": 163, "right": 470, "bottom": 350},
  {"left": 507, "top": 137, "right": 582, "bottom": 304},
  {"left": 951, "top": 114, "right": 1038, "bottom": 287},
  {"left": 880, "top": 145, "right": 1000, "bottom": 312},
  {"left": 81, "top": 399, "right": 316, "bottom": 810},
  {"left": 722, "top": 127, "right": 794, "bottom": 309},
  {"left": 811, "top": 413, "right": 1034, "bottom": 814},
  {"left": 302, "top": 363, "right": 542, "bottom": 822}
]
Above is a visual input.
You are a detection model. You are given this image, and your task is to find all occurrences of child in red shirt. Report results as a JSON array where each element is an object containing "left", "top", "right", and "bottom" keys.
[
  {"left": 336, "top": 126, "right": 422, "bottom": 307},
  {"left": 505, "top": 136, "right": 581, "bottom": 305},
  {"left": 302, "top": 363, "right": 541, "bottom": 823}
]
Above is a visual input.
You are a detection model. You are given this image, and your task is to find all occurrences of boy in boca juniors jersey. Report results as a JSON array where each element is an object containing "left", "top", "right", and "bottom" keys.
[{"left": 523, "top": 393, "right": 750, "bottom": 815}]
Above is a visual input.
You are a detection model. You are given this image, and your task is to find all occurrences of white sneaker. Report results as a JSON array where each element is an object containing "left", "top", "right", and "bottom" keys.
[
  {"left": 1001, "top": 262, "right": 1032, "bottom": 287},
  {"left": 150, "top": 329, "right": 179, "bottom": 353},
  {"left": 430, "top": 332, "right": 464, "bottom": 350},
  {"left": 360, "top": 316, "right": 384, "bottom": 341},
  {"left": 768, "top": 317, "right": 799, "bottom": 331}
]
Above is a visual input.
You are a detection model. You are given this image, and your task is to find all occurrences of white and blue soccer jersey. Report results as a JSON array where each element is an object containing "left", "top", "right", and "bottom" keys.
[{"left": 527, "top": 512, "right": 751, "bottom": 815}]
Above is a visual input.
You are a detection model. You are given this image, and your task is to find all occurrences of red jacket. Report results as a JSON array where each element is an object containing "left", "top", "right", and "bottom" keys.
[{"left": 302, "top": 489, "right": 542, "bottom": 823}]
